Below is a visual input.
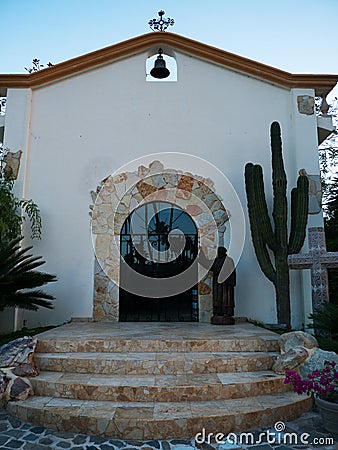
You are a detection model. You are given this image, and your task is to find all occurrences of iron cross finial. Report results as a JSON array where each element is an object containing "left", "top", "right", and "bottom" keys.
[{"left": 149, "top": 10, "right": 175, "bottom": 32}]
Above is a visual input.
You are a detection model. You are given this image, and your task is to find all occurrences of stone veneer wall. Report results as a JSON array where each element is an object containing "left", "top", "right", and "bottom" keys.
[{"left": 90, "top": 161, "right": 229, "bottom": 322}]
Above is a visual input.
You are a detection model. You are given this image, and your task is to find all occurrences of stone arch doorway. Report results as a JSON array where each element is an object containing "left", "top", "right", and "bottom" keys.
[
  {"left": 91, "top": 160, "right": 230, "bottom": 322},
  {"left": 119, "top": 201, "right": 199, "bottom": 322}
]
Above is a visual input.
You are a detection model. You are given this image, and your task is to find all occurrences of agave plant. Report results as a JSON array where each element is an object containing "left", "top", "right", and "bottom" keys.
[{"left": 0, "top": 238, "right": 57, "bottom": 311}]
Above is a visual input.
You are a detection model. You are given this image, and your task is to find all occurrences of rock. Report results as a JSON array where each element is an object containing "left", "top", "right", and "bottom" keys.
[
  {"left": 278, "top": 331, "right": 318, "bottom": 353},
  {"left": 198, "top": 281, "right": 211, "bottom": 295},
  {"left": 0, "top": 336, "right": 37, "bottom": 367},
  {"left": 149, "top": 160, "right": 164, "bottom": 174},
  {"left": 6, "top": 376, "right": 33, "bottom": 401},
  {"left": 12, "top": 362, "right": 39, "bottom": 377},
  {"left": 177, "top": 174, "right": 194, "bottom": 193},
  {"left": 0, "top": 372, "right": 9, "bottom": 400},
  {"left": 299, "top": 348, "right": 338, "bottom": 379},
  {"left": 186, "top": 204, "right": 203, "bottom": 216},
  {"left": 272, "top": 347, "right": 309, "bottom": 374},
  {"left": 138, "top": 165, "right": 150, "bottom": 178},
  {"left": 137, "top": 181, "right": 156, "bottom": 199},
  {"left": 3, "top": 150, "right": 23, "bottom": 180}
]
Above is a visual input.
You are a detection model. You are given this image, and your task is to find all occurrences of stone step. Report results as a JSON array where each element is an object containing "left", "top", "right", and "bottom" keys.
[
  {"left": 34, "top": 323, "right": 280, "bottom": 355},
  {"left": 31, "top": 370, "right": 289, "bottom": 402},
  {"left": 36, "top": 337, "right": 279, "bottom": 353},
  {"left": 7, "top": 392, "right": 313, "bottom": 439},
  {"left": 35, "top": 351, "right": 278, "bottom": 375}
]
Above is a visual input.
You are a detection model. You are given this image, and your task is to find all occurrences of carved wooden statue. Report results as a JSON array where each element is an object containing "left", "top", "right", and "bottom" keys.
[{"left": 200, "top": 246, "right": 236, "bottom": 325}]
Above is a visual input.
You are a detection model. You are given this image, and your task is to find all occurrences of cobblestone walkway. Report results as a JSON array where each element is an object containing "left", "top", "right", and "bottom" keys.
[{"left": 0, "top": 408, "right": 336, "bottom": 450}]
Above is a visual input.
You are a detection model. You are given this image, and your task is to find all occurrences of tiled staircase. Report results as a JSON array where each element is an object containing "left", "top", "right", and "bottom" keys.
[{"left": 7, "top": 323, "right": 312, "bottom": 439}]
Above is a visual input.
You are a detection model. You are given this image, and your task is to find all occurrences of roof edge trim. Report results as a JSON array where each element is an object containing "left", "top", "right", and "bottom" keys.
[{"left": 0, "top": 33, "right": 337, "bottom": 94}]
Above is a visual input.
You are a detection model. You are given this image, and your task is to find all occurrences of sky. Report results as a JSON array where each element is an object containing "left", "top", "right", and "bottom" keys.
[
  {"left": 2, "top": 0, "right": 338, "bottom": 98},
  {"left": 2, "top": 1, "right": 338, "bottom": 70}
]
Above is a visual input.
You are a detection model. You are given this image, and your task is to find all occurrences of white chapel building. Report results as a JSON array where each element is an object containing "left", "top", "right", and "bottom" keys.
[{"left": 0, "top": 32, "right": 337, "bottom": 333}]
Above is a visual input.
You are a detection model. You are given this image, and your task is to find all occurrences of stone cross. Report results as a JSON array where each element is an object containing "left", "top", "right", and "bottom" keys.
[{"left": 288, "top": 227, "right": 338, "bottom": 312}]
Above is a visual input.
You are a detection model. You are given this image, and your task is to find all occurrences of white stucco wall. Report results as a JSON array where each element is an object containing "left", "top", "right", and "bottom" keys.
[{"left": 3, "top": 49, "right": 323, "bottom": 330}]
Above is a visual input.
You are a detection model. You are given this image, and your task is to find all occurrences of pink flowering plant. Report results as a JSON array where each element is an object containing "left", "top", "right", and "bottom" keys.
[{"left": 284, "top": 361, "right": 338, "bottom": 403}]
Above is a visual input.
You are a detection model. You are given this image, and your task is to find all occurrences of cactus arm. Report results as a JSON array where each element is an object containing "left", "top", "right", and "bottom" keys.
[
  {"left": 245, "top": 163, "right": 276, "bottom": 283},
  {"left": 270, "top": 122, "right": 290, "bottom": 327},
  {"left": 271, "top": 122, "right": 288, "bottom": 251},
  {"left": 288, "top": 175, "right": 309, "bottom": 254},
  {"left": 252, "top": 165, "right": 277, "bottom": 252},
  {"left": 289, "top": 187, "right": 298, "bottom": 251}
]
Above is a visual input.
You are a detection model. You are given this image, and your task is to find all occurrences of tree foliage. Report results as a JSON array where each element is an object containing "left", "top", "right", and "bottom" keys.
[
  {"left": 317, "top": 96, "right": 338, "bottom": 214},
  {"left": 24, "top": 58, "right": 53, "bottom": 73},
  {"left": 308, "top": 302, "right": 338, "bottom": 339},
  {"left": 0, "top": 148, "right": 42, "bottom": 248},
  {"left": 316, "top": 96, "right": 338, "bottom": 305},
  {"left": 324, "top": 177, "right": 338, "bottom": 305}
]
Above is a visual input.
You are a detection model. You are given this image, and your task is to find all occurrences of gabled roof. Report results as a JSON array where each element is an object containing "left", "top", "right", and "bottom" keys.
[{"left": 0, "top": 32, "right": 337, "bottom": 96}]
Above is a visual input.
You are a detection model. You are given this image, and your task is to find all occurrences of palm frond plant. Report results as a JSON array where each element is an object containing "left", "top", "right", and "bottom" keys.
[{"left": 0, "top": 238, "right": 57, "bottom": 311}]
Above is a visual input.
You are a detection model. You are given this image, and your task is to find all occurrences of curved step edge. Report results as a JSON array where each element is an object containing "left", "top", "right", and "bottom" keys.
[
  {"left": 30, "top": 370, "right": 290, "bottom": 402},
  {"left": 7, "top": 393, "right": 313, "bottom": 440}
]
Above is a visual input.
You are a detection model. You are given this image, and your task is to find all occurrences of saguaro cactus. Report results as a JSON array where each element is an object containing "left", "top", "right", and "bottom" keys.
[{"left": 244, "top": 122, "right": 309, "bottom": 328}]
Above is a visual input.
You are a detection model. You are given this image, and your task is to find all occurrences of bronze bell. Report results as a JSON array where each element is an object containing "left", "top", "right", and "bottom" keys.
[{"left": 150, "top": 48, "right": 170, "bottom": 79}]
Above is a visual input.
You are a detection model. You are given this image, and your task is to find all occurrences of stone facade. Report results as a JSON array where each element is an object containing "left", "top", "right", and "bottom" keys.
[
  {"left": 90, "top": 161, "right": 229, "bottom": 322},
  {"left": 296, "top": 95, "right": 315, "bottom": 115},
  {"left": 3, "top": 150, "right": 22, "bottom": 180}
]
